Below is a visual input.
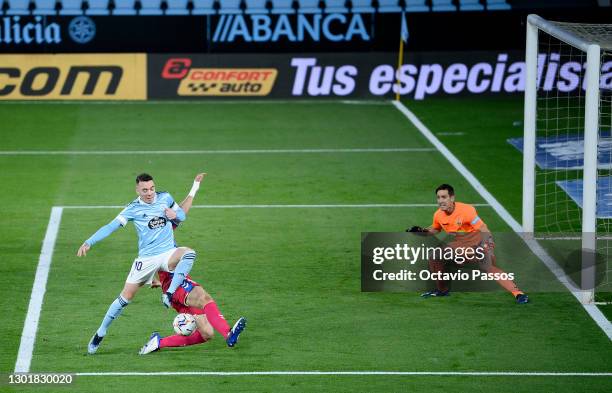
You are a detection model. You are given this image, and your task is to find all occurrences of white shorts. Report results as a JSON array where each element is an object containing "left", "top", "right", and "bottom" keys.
[{"left": 126, "top": 248, "right": 176, "bottom": 285}]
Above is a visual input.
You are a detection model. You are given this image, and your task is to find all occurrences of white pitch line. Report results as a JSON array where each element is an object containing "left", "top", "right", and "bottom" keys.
[
  {"left": 14, "top": 207, "right": 63, "bottom": 373},
  {"left": 74, "top": 371, "right": 612, "bottom": 377},
  {"left": 340, "top": 100, "right": 389, "bottom": 106},
  {"left": 392, "top": 100, "right": 612, "bottom": 341},
  {"left": 60, "top": 203, "right": 491, "bottom": 209},
  {"left": 0, "top": 148, "right": 434, "bottom": 155}
]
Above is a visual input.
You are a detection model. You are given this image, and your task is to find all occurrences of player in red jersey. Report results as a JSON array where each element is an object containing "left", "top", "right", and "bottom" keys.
[
  {"left": 138, "top": 271, "right": 216, "bottom": 354},
  {"left": 139, "top": 173, "right": 246, "bottom": 355}
]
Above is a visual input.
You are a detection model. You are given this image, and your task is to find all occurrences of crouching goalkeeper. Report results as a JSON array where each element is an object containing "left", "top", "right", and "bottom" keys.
[{"left": 408, "top": 184, "right": 528, "bottom": 304}]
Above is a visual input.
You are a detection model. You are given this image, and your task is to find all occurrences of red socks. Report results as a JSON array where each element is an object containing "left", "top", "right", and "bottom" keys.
[
  {"left": 160, "top": 330, "right": 207, "bottom": 348},
  {"left": 159, "top": 301, "right": 231, "bottom": 348},
  {"left": 203, "top": 301, "right": 231, "bottom": 339}
]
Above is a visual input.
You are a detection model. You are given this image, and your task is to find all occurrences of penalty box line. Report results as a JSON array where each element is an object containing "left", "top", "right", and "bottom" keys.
[
  {"left": 17, "top": 202, "right": 495, "bottom": 373},
  {"left": 0, "top": 148, "right": 436, "bottom": 155},
  {"left": 61, "top": 203, "right": 491, "bottom": 209},
  {"left": 14, "top": 207, "right": 63, "bottom": 373},
  {"left": 14, "top": 204, "right": 609, "bottom": 374}
]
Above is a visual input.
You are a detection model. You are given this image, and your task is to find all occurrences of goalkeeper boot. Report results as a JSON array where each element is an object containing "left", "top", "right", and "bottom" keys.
[
  {"left": 87, "top": 332, "right": 104, "bottom": 355},
  {"left": 420, "top": 289, "right": 450, "bottom": 298},
  {"left": 226, "top": 317, "right": 247, "bottom": 348},
  {"left": 515, "top": 293, "right": 529, "bottom": 304},
  {"left": 139, "top": 332, "right": 161, "bottom": 355}
]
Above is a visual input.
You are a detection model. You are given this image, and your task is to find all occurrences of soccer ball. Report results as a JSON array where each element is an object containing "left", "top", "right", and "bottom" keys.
[{"left": 173, "top": 313, "right": 196, "bottom": 336}]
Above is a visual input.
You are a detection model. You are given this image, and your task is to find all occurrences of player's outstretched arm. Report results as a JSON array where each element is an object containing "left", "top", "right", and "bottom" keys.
[
  {"left": 76, "top": 219, "right": 122, "bottom": 256},
  {"left": 179, "top": 172, "right": 207, "bottom": 215}
]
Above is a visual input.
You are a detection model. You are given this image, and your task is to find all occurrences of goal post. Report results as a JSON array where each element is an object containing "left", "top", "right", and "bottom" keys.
[
  {"left": 522, "top": 14, "right": 610, "bottom": 304},
  {"left": 522, "top": 16, "right": 538, "bottom": 235}
]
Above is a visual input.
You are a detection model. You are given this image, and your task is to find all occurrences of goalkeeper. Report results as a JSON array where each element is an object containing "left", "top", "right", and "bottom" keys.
[{"left": 408, "top": 184, "right": 529, "bottom": 304}]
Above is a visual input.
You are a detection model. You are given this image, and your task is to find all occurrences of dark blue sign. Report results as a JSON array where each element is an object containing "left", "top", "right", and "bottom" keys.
[
  {"left": 508, "top": 134, "right": 612, "bottom": 170},
  {"left": 556, "top": 177, "right": 612, "bottom": 219}
]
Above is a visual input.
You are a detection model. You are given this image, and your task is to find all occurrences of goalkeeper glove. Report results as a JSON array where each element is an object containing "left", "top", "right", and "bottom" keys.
[
  {"left": 406, "top": 226, "right": 428, "bottom": 233},
  {"left": 482, "top": 237, "right": 495, "bottom": 251}
]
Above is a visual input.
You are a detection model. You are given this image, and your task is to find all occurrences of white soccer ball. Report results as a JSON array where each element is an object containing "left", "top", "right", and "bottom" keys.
[{"left": 173, "top": 313, "right": 196, "bottom": 336}]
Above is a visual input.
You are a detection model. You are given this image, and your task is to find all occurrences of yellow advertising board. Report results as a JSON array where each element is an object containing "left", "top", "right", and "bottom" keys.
[{"left": 0, "top": 54, "right": 146, "bottom": 100}]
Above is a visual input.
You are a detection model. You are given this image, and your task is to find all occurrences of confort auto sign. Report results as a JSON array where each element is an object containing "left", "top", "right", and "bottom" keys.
[
  {"left": 291, "top": 54, "right": 612, "bottom": 99},
  {"left": 161, "top": 58, "right": 277, "bottom": 96}
]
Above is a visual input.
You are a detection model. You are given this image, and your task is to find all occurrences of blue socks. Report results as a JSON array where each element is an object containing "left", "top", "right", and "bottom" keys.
[
  {"left": 167, "top": 251, "right": 196, "bottom": 295},
  {"left": 96, "top": 295, "right": 129, "bottom": 337}
]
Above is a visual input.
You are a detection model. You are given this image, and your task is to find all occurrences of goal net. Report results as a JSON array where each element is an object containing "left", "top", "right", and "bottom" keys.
[{"left": 523, "top": 15, "right": 612, "bottom": 304}]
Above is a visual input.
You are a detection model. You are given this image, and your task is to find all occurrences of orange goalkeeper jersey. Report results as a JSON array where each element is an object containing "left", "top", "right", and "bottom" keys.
[{"left": 432, "top": 202, "right": 484, "bottom": 234}]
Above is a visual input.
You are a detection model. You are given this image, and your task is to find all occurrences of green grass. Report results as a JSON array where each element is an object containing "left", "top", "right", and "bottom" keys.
[{"left": 0, "top": 100, "right": 610, "bottom": 392}]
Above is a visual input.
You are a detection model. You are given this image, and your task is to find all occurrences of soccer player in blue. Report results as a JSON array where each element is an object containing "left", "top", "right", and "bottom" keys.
[{"left": 77, "top": 173, "right": 199, "bottom": 354}]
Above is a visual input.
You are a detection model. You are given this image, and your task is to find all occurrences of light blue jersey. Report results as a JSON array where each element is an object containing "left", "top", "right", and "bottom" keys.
[{"left": 85, "top": 192, "right": 186, "bottom": 257}]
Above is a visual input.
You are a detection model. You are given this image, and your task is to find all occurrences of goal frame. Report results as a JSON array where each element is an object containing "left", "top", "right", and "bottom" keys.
[{"left": 522, "top": 14, "right": 601, "bottom": 304}]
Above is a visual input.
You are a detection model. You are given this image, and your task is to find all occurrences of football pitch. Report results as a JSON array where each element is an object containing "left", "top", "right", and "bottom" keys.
[{"left": 1, "top": 98, "right": 611, "bottom": 392}]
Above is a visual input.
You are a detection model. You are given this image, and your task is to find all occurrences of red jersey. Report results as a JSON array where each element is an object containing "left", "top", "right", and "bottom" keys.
[
  {"left": 158, "top": 270, "right": 204, "bottom": 315},
  {"left": 158, "top": 270, "right": 200, "bottom": 293}
]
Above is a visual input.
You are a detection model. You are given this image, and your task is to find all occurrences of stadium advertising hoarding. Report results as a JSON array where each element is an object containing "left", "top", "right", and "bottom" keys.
[
  {"left": 0, "top": 9, "right": 608, "bottom": 54},
  {"left": 0, "top": 16, "right": 204, "bottom": 53},
  {"left": 0, "top": 13, "right": 433, "bottom": 53},
  {"left": 0, "top": 13, "right": 381, "bottom": 53},
  {"left": 2, "top": 51, "right": 608, "bottom": 101},
  {"left": 160, "top": 58, "right": 278, "bottom": 97},
  {"left": 149, "top": 51, "right": 612, "bottom": 100},
  {"left": 0, "top": 54, "right": 146, "bottom": 100}
]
